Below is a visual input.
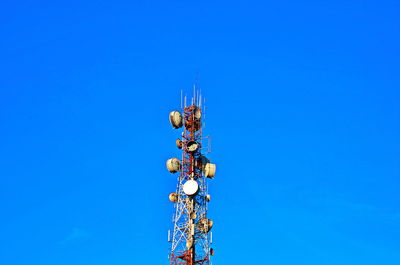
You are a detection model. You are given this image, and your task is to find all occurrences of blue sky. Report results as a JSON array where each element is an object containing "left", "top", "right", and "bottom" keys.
[{"left": 0, "top": 1, "right": 399, "bottom": 265}]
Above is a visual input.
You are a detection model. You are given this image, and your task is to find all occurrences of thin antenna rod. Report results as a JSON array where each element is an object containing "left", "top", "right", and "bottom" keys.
[
  {"left": 197, "top": 89, "right": 200, "bottom": 105},
  {"left": 193, "top": 84, "right": 196, "bottom": 105},
  {"left": 204, "top": 97, "right": 206, "bottom": 128}
]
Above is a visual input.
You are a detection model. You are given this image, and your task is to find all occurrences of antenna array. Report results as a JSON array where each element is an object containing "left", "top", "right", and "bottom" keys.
[{"left": 166, "top": 88, "right": 216, "bottom": 265}]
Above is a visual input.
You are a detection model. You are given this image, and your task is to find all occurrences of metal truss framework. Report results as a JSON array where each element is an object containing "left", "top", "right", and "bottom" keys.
[{"left": 169, "top": 101, "right": 213, "bottom": 265}]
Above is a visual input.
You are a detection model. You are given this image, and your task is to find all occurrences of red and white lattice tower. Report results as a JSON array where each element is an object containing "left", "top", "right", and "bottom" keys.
[{"left": 167, "top": 89, "right": 216, "bottom": 265}]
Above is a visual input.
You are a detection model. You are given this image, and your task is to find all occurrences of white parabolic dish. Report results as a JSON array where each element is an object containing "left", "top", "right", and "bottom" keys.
[{"left": 183, "top": 180, "right": 199, "bottom": 195}]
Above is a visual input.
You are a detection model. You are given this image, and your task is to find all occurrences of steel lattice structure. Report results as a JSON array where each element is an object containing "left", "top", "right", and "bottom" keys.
[{"left": 167, "top": 92, "right": 215, "bottom": 265}]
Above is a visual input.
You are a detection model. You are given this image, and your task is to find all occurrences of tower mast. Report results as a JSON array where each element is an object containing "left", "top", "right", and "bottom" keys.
[{"left": 167, "top": 90, "right": 216, "bottom": 265}]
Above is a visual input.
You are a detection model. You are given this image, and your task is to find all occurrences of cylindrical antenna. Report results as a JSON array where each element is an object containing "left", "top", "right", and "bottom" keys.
[
  {"left": 193, "top": 84, "right": 196, "bottom": 105},
  {"left": 180, "top": 90, "right": 183, "bottom": 109},
  {"left": 204, "top": 97, "right": 206, "bottom": 128}
]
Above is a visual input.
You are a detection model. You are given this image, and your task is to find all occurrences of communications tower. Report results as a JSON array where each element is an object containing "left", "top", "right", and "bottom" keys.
[{"left": 166, "top": 90, "right": 216, "bottom": 265}]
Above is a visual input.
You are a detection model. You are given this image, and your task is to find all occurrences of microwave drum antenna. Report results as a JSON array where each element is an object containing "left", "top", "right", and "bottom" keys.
[
  {"left": 183, "top": 180, "right": 199, "bottom": 196},
  {"left": 169, "top": 111, "right": 183, "bottom": 129},
  {"left": 166, "top": 158, "right": 181, "bottom": 173},
  {"left": 204, "top": 163, "right": 216, "bottom": 178}
]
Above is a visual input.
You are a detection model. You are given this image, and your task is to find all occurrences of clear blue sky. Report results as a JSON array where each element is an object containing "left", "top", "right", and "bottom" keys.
[{"left": 0, "top": 1, "right": 399, "bottom": 265}]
